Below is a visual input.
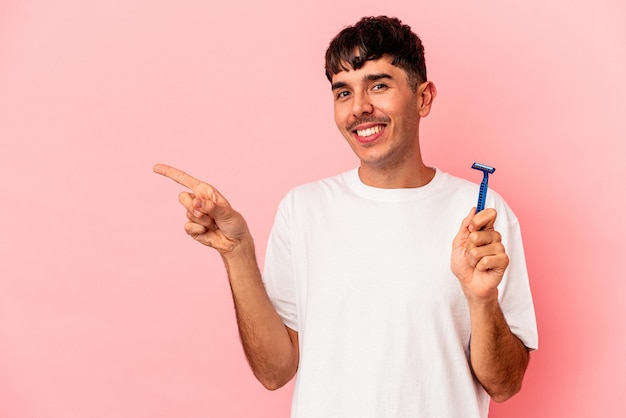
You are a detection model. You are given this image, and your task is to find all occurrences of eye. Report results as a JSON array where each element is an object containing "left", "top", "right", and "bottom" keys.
[
  {"left": 336, "top": 90, "right": 351, "bottom": 99},
  {"left": 372, "top": 83, "right": 387, "bottom": 91}
]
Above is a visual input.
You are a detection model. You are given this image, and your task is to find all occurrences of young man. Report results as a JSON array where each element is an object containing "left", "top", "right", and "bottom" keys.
[{"left": 154, "top": 16, "right": 537, "bottom": 418}]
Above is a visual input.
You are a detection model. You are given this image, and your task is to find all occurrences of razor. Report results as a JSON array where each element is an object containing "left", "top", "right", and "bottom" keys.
[{"left": 471, "top": 162, "right": 496, "bottom": 213}]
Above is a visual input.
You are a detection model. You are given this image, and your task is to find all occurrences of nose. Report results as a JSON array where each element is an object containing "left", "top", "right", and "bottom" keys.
[{"left": 351, "top": 91, "right": 374, "bottom": 116}]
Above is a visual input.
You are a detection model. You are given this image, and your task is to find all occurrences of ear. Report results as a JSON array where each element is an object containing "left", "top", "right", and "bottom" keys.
[{"left": 417, "top": 81, "right": 437, "bottom": 117}]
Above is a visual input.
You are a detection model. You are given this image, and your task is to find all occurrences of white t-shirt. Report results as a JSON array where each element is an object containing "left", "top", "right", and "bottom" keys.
[{"left": 263, "top": 168, "right": 538, "bottom": 418}]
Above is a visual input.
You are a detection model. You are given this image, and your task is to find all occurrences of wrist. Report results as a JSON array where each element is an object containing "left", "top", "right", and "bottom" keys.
[
  {"left": 462, "top": 286, "right": 499, "bottom": 308},
  {"left": 220, "top": 235, "right": 256, "bottom": 265}
]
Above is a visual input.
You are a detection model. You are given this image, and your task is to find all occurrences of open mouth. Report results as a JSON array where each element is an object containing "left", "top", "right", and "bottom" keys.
[
  {"left": 356, "top": 125, "right": 384, "bottom": 137},
  {"left": 353, "top": 124, "right": 385, "bottom": 142}
]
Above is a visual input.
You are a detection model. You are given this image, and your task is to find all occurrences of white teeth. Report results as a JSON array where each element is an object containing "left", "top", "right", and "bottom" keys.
[{"left": 356, "top": 125, "right": 383, "bottom": 137}]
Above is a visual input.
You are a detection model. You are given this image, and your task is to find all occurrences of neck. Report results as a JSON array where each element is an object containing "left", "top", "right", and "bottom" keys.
[{"left": 358, "top": 163, "right": 435, "bottom": 189}]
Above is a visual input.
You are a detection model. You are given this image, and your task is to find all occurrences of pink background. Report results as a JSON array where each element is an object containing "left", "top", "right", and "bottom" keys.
[{"left": 1, "top": 0, "right": 625, "bottom": 417}]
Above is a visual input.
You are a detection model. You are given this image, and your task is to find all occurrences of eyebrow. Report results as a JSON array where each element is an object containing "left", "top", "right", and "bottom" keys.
[{"left": 331, "top": 72, "right": 393, "bottom": 90}]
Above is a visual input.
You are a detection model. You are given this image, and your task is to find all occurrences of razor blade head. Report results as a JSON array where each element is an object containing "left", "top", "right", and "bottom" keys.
[{"left": 471, "top": 162, "right": 496, "bottom": 174}]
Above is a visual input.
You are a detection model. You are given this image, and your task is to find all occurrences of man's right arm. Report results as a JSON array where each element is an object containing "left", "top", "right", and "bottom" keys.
[
  {"left": 222, "top": 238, "right": 299, "bottom": 389},
  {"left": 153, "top": 164, "right": 299, "bottom": 390}
]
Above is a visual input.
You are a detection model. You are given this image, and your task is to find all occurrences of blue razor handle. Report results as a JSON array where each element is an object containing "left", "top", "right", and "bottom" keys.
[{"left": 471, "top": 163, "right": 496, "bottom": 213}]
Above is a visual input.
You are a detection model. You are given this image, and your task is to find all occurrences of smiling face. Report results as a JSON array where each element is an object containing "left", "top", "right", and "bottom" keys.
[{"left": 331, "top": 56, "right": 436, "bottom": 185}]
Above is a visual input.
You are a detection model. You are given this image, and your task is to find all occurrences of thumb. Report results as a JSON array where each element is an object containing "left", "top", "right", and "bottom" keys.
[
  {"left": 451, "top": 208, "right": 476, "bottom": 280},
  {"left": 191, "top": 183, "right": 230, "bottom": 216},
  {"left": 454, "top": 208, "right": 476, "bottom": 242},
  {"left": 194, "top": 193, "right": 238, "bottom": 226}
]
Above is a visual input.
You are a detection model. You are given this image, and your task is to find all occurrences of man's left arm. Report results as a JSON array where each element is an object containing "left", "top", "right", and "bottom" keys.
[{"left": 451, "top": 208, "right": 531, "bottom": 402}]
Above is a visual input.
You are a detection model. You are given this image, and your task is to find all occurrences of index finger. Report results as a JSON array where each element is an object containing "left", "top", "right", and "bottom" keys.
[{"left": 153, "top": 163, "right": 202, "bottom": 190}]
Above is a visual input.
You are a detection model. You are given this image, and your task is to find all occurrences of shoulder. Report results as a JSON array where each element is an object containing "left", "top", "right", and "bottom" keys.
[
  {"left": 435, "top": 169, "right": 519, "bottom": 228},
  {"left": 280, "top": 169, "right": 357, "bottom": 205},
  {"left": 435, "top": 169, "right": 483, "bottom": 194}
]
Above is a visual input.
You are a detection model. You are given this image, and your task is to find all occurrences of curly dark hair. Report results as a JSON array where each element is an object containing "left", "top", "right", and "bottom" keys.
[{"left": 324, "top": 16, "right": 427, "bottom": 90}]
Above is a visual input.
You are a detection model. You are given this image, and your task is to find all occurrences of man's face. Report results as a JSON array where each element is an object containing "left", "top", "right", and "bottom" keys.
[{"left": 331, "top": 56, "right": 428, "bottom": 172}]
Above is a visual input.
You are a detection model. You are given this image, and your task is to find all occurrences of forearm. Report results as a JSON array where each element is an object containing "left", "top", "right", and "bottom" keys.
[
  {"left": 222, "top": 239, "right": 299, "bottom": 390},
  {"left": 467, "top": 298, "right": 530, "bottom": 402}
]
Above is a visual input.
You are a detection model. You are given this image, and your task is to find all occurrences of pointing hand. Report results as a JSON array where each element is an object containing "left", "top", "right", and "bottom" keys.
[{"left": 153, "top": 164, "right": 250, "bottom": 255}]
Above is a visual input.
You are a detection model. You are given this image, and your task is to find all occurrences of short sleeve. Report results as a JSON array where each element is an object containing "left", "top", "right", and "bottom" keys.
[
  {"left": 496, "top": 207, "right": 539, "bottom": 351},
  {"left": 262, "top": 196, "right": 299, "bottom": 331}
]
